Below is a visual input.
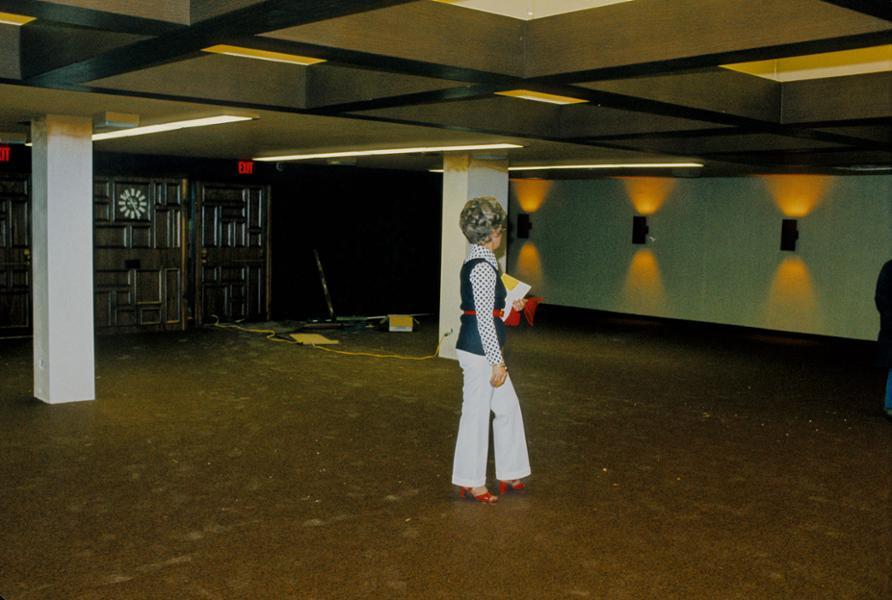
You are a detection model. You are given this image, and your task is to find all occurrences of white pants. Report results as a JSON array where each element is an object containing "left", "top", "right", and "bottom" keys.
[{"left": 452, "top": 350, "right": 531, "bottom": 488}]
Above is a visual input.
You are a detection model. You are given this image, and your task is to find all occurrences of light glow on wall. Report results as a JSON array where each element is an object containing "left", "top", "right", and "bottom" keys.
[
  {"left": 511, "top": 178, "right": 553, "bottom": 213},
  {"left": 761, "top": 175, "right": 834, "bottom": 218},
  {"left": 764, "top": 256, "right": 822, "bottom": 330},
  {"left": 515, "top": 241, "right": 543, "bottom": 289},
  {"left": 621, "top": 177, "right": 676, "bottom": 216},
  {"left": 622, "top": 248, "right": 666, "bottom": 312}
]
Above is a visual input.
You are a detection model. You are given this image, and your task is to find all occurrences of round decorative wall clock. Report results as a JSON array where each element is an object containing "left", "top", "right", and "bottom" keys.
[{"left": 118, "top": 188, "right": 148, "bottom": 220}]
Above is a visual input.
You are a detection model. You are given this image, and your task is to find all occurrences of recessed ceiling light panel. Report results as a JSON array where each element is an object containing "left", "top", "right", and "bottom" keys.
[
  {"left": 495, "top": 90, "right": 589, "bottom": 105},
  {"left": 722, "top": 45, "right": 892, "bottom": 82},
  {"left": 508, "top": 162, "right": 703, "bottom": 171},
  {"left": 92, "top": 115, "right": 254, "bottom": 141},
  {"left": 0, "top": 11, "right": 35, "bottom": 26},
  {"left": 254, "top": 143, "right": 523, "bottom": 162},
  {"left": 203, "top": 44, "right": 326, "bottom": 66}
]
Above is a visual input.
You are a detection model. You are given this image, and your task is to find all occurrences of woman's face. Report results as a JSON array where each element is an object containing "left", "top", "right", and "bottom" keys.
[{"left": 484, "top": 227, "right": 504, "bottom": 251}]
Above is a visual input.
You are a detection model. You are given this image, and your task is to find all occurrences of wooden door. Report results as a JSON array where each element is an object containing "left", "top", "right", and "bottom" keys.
[
  {"left": 0, "top": 175, "right": 31, "bottom": 336},
  {"left": 195, "top": 182, "right": 270, "bottom": 323},
  {"left": 94, "top": 177, "right": 187, "bottom": 333}
]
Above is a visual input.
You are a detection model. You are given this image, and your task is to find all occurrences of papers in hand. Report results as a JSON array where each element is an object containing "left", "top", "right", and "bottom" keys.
[{"left": 500, "top": 273, "right": 531, "bottom": 321}]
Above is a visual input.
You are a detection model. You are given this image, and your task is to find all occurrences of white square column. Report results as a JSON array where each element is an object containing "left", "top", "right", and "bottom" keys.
[
  {"left": 31, "top": 115, "right": 96, "bottom": 403},
  {"left": 438, "top": 154, "right": 508, "bottom": 359}
]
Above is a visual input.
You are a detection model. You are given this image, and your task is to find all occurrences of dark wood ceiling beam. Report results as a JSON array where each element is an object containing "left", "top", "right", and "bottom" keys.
[
  {"left": 566, "top": 139, "right": 844, "bottom": 168},
  {"left": 690, "top": 147, "right": 892, "bottom": 169},
  {"left": 304, "top": 65, "right": 475, "bottom": 110},
  {"left": 806, "top": 117, "right": 892, "bottom": 128},
  {"left": 331, "top": 110, "right": 613, "bottom": 155},
  {"left": 106, "top": 50, "right": 877, "bottom": 154},
  {"left": 782, "top": 72, "right": 892, "bottom": 124},
  {"left": 698, "top": 146, "right": 864, "bottom": 158},
  {"left": 576, "top": 123, "right": 891, "bottom": 149},
  {"left": 244, "top": 35, "right": 519, "bottom": 85},
  {"left": 548, "top": 85, "right": 770, "bottom": 130},
  {"left": 574, "top": 128, "right": 741, "bottom": 143},
  {"left": 263, "top": 2, "right": 525, "bottom": 78},
  {"left": 529, "top": 31, "right": 892, "bottom": 84},
  {"left": 564, "top": 105, "right": 889, "bottom": 151},
  {"left": 819, "top": 0, "right": 892, "bottom": 21},
  {"left": 23, "top": 0, "right": 417, "bottom": 86},
  {"left": 88, "top": 54, "right": 308, "bottom": 110},
  {"left": 190, "top": 1, "right": 267, "bottom": 23},
  {"left": 536, "top": 137, "right": 772, "bottom": 167},
  {"left": 20, "top": 22, "right": 148, "bottom": 81},
  {"left": 578, "top": 69, "right": 780, "bottom": 123},
  {"left": 19, "top": 77, "right": 586, "bottom": 156},
  {"left": 305, "top": 85, "right": 501, "bottom": 115},
  {"left": 524, "top": 0, "right": 892, "bottom": 82},
  {"left": 20, "top": 76, "right": 844, "bottom": 173},
  {"left": 0, "top": 0, "right": 183, "bottom": 35}
]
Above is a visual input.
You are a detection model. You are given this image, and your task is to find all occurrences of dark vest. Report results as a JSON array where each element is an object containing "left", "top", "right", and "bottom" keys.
[{"left": 455, "top": 257, "right": 507, "bottom": 357}]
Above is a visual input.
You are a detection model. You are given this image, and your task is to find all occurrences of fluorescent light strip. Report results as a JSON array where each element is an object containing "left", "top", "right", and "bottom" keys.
[
  {"left": 254, "top": 143, "right": 523, "bottom": 162},
  {"left": 495, "top": 89, "right": 588, "bottom": 105},
  {"left": 92, "top": 115, "right": 253, "bottom": 141},
  {"left": 203, "top": 44, "right": 326, "bottom": 66},
  {"left": 0, "top": 12, "right": 35, "bottom": 25},
  {"left": 509, "top": 162, "right": 703, "bottom": 171}
]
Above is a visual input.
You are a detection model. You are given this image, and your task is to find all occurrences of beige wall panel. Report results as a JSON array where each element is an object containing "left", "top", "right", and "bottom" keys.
[{"left": 507, "top": 174, "right": 892, "bottom": 340}]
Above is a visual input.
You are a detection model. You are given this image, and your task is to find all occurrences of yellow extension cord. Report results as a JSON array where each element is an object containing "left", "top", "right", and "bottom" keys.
[{"left": 210, "top": 316, "right": 446, "bottom": 361}]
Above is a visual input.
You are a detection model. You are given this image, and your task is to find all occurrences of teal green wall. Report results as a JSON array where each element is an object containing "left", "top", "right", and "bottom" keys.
[{"left": 507, "top": 175, "right": 892, "bottom": 340}]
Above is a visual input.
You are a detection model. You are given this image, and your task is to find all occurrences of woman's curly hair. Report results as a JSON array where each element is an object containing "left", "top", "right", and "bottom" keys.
[{"left": 459, "top": 196, "right": 506, "bottom": 245}]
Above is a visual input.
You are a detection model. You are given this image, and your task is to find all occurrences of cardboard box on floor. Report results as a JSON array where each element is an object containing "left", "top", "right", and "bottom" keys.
[{"left": 387, "top": 315, "right": 413, "bottom": 332}]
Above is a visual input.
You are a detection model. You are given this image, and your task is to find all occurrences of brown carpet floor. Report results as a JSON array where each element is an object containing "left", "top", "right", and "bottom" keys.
[{"left": 1, "top": 313, "right": 890, "bottom": 599}]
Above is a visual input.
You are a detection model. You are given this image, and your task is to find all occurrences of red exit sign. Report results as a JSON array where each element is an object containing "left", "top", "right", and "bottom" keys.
[
  {"left": 237, "top": 160, "right": 254, "bottom": 175},
  {"left": 0, "top": 146, "right": 10, "bottom": 162}
]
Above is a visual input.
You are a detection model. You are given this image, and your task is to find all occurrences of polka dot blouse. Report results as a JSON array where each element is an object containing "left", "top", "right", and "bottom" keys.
[{"left": 466, "top": 244, "right": 504, "bottom": 366}]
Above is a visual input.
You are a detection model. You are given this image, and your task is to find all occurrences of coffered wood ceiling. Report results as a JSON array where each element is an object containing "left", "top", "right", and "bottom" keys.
[{"left": 0, "top": 0, "right": 889, "bottom": 176}]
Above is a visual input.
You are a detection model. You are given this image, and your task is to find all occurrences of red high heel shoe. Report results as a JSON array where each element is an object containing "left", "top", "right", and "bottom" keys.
[
  {"left": 498, "top": 480, "right": 527, "bottom": 495},
  {"left": 459, "top": 486, "right": 499, "bottom": 504}
]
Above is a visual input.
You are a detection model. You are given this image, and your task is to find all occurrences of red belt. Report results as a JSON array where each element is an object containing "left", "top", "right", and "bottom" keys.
[{"left": 463, "top": 309, "right": 503, "bottom": 317}]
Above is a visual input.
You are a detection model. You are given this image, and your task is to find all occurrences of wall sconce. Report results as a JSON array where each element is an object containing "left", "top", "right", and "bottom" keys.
[
  {"left": 632, "top": 215, "right": 649, "bottom": 244},
  {"left": 780, "top": 218, "right": 798, "bottom": 251},
  {"left": 517, "top": 213, "right": 532, "bottom": 238}
]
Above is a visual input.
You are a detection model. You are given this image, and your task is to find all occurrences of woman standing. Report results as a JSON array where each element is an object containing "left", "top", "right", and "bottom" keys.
[{"left": 452, "top": 196, "right": 531, "bottom": 504}]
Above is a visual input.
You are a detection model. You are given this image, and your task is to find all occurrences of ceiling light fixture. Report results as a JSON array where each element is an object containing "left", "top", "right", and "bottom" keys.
[
  {"left": 495, "top": 89, "right": 588, "bottom": 105},
  {"left": 254, "top": 143, "right": 524, "bottom": 162},
  {"left": 0, "top": 11, "right": 35, "bottom": 25},
  {"left": 833, "top": 165, "right": 892, "bottom": 172},
  {"left": 203, "top": 44, "right": 326, "bottom": 66},
  {"left": 91, "top": 115, "right": 254, "bottom": 141},
  {"left": 508, "top": 162, "right": 704, "bottom": 171},
  {"left": 722, "top": 44, "right": 892, "bottom": 82}
]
